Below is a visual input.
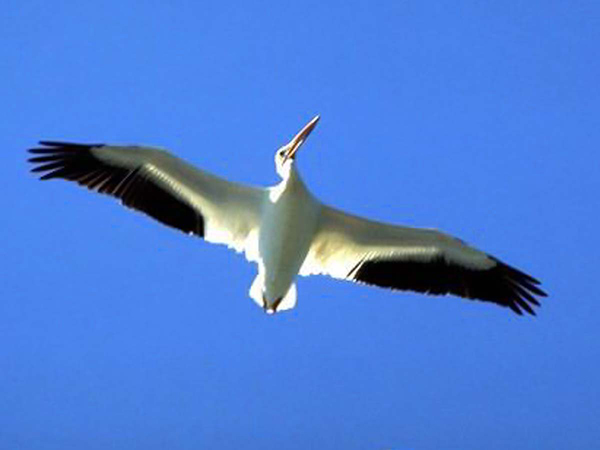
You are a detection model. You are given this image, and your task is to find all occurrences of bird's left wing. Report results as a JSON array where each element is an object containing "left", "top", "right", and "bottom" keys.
[
  {"left": 28, "top": 141, "right": 265, "bottom": 259},
  {"left": 300, "top": 205, "right": 546, "bottom": 315}
]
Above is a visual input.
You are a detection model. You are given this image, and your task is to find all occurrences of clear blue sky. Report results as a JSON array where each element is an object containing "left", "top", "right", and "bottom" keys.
[{"left": 2, "top": 1, "right": 598, "bottom": 448}]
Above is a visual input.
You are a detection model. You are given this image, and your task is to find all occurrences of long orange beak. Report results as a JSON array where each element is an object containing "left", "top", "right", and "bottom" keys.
[{"left": 284, "top": 115, "right": 320, "bottom": 162}]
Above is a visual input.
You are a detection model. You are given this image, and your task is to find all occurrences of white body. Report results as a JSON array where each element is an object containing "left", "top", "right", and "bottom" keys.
[{"left": 254, "top": 169, "right": 320, "bottom": 310}]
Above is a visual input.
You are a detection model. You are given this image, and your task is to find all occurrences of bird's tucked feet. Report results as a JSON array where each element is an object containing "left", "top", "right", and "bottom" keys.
[
  {"left": 271, "top": 296, "right": 283, "bottom": 313},
  {"left": 262, "top": 295, "right": 283, "bottom": 315}
]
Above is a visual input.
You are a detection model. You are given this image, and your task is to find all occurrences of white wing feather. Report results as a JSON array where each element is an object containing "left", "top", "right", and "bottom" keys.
[{"left": 301, "top": 205, "right": 493, "bottom": 278}]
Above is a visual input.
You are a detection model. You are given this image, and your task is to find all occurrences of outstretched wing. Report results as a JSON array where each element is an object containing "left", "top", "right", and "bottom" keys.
[
  {"left": 28, "top": 141, "right": 265, "bottom": 259},
  {"left": 301, "top": 205, "right": 546, "bottom": 315}
]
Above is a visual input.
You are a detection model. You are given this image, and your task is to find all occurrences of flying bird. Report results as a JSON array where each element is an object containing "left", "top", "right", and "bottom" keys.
[{"left": 28, "top": 116, "right": 546, "bottom": 315}]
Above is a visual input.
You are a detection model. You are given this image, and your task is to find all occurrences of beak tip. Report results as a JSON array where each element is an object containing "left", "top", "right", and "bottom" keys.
[{"left": 286, "top": 114, "right": 321, "bottom": 159}]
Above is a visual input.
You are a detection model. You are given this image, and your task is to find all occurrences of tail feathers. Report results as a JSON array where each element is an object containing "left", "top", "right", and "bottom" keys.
[
  {"left": 277, "top": 284, "right": 297, "bottom": 312},
  {"left": 249, "top": 275, "right": 264, "bottom": 308}
]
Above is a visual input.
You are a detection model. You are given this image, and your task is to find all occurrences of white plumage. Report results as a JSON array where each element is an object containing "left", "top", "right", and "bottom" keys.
[{"left": 28, "top": 115, "right": 546, "bottom": 315}]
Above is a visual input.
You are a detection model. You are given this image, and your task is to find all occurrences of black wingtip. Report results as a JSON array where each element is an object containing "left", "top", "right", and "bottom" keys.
[
  {"left": 508, "top": 303, "right": 524, "bottom": 316},
  {"left": 351, "top": 254, "right": 546, "bottom": 317},
  {"left": 37, "top": 140, "right": 105, "bottom": 148},
  {"left": 26, "top": 140, "right": 205, "bottom": 238}
]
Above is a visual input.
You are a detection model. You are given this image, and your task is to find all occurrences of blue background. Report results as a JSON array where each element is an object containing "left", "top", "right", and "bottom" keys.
[{"left": 2, "top": 1, "right": 598, "bottom": 448}]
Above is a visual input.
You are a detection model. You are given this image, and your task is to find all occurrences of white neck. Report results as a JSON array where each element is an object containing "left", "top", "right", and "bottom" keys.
[
  {"left": 270, "top": 164, "right": 306, "bottom": 203},
  {"left": 276, "top": 160, "right": 295, "bottom": 181}
]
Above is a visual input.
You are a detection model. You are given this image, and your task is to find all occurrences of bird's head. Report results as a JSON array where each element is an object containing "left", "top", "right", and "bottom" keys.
[{"left": 275, "top": 115, "right": 320, "bottom": 178}]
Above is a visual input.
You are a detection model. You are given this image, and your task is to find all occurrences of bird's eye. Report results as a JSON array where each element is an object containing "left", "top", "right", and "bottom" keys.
[{"left": 279, "top": 151, "right": 285, "bottom": 157}]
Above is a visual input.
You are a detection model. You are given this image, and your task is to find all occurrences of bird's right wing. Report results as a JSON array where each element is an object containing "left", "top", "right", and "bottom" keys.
[
  {"left": 301, "top": 205, "right": 546, "bottom": 315},
  {"left": 28, "top": 141, "right": 265, "bottom": 260}
]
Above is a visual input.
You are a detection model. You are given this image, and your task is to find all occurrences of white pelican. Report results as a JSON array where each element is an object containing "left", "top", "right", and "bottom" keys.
[{"left": 28, "top": 116, "right": 546, "bottom": 315}]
